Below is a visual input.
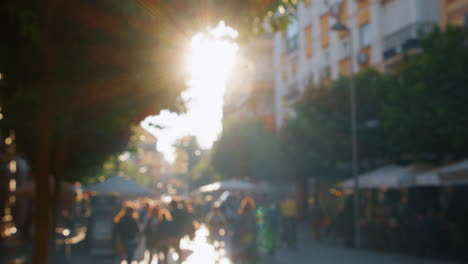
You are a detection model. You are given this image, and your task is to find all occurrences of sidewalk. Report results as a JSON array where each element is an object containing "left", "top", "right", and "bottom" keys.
[
  {"left": 261, "top": 242, "right": 463, "bottom": 264},
  {"left": 0, "top": 235, "right": 31, "bottom": 264}
]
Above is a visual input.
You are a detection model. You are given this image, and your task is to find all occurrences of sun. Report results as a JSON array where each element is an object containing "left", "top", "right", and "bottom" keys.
[
  {"left": 186, "top": 22, "right": 239, "bottom": 93},
  {"left": 141, "top": 22, "right": 238, "bottom": 162}
]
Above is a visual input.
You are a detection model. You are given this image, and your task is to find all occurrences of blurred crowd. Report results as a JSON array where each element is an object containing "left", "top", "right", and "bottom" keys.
[{"left": 111, "top": 193, "right": 301, "bottom": 264}]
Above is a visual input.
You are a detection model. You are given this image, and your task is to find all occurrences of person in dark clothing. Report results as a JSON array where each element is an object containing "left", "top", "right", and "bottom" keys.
[
  {"left": 156, "top": 209, "right": 176, "bottom": 264},
  {"left": 144, "top": 207, "right": 160, "bottom": 264},
  {"left": 170, "top": 200, "right": 186, "bottom": 263},
  {"left": 233, "top": 196, "right": 258, "bottom": 262},
  {"left": 114, "top": 205, "right": 140, "bottom": 264},
  {"left": 184, "top": 203, "right": 197, "bottom": 240}
]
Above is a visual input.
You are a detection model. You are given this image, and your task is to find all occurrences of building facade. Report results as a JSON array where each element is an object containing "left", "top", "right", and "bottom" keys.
[
  {"left": 224, "top": 37, "right": 276, "bottom": 131},
  {"left": 440, "top": 0, "right": 468, "bottom": 28},
  {"left": 274, "top": 0, "right": 440, "bottom": 130}
]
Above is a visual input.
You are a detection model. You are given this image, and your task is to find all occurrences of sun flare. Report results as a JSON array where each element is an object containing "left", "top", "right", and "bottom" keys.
[{"left": 142, "top": 22, "right": 238, "bottom": 162}]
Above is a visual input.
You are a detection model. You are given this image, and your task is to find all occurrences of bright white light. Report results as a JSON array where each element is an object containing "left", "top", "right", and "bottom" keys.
[
  {"left": 9, "top": 179, "right": 16, "bottom": 192},
  {"left": 62, "top": 229, "right": 71, "bottom": 236},
  {"left": 181, "top": 225, "right": 218, "bottom": 264},
  {"left": 118, "top": 152, "right": 130, "bottom": 162},
  {"left": 142, "top": 22, "right": 238, "bottom": 162}
]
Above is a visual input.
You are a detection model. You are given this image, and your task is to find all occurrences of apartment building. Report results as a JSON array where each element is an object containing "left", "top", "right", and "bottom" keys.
[
  {"left": 440, "top": 0, "right": 468, "bottom": 28},
  {"left": 274, "top": 0, "right": 440, "bottom": 130},
  {"left": 224, "top": 37, "right": 276, "bottom": 130}
]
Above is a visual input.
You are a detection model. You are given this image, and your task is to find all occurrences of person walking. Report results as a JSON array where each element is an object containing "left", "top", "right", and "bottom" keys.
[
  {"left": 205, "top": 204, "right": 227, "bottom": 243},
  {"left": 170, "top": 200, "right": 185, "bottom": 263},
  {"left": 310, "top": 204, "right": 324, "bottom": 241},
  {"left": 156, "top": 209, "right": 176, "bottom": 264},
  {"left": 233, "top": 196, "right": 258, "bottom": 263},
  {"left": 280, "top": 197, "right": 298, "bottom": 250},
  {"left": 114, "top": 205, "right": 140, "bottom": 264},
  {"left": 144, "top": 207, "right": 160, "bottom": 264}
]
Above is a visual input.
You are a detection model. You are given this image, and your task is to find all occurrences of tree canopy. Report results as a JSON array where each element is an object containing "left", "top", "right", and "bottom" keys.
[
  {"left": 212, "top": 118, "right": 288, "bottom": 182},
  {"left": 281, "top": 26, "right": 468, "bottom": 184},
  {"left": 383, "top": 26, "right": 468, "bottom": 160}
]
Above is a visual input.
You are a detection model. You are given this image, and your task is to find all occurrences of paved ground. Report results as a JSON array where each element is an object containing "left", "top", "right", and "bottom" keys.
[
  {"left": 1, "top": 223, "right": 463, "bottom": 264},
  {"left": 261, "top": 242, "right": 462, "bottom": 264}
]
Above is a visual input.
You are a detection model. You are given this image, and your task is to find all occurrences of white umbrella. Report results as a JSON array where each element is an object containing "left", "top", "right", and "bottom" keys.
[
  {"left": 341, "top": 165, "right": 411, "bottom": 189},
  {"left": 439, "top": 159, "right": 468, "bottom": 186},
  {"left": 198, "top": 179, "right": 256, "bottom": 193}
]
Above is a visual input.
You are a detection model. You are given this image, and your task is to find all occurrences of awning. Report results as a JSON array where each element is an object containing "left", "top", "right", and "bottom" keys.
[
  {"left": 86, "top": 175, "right": 153, "bottom": 197},
  {"left": 439, "top": 159, "right": 468, "bottom": 186},
  {"left": 412, "top": 159, "right": 468, "bottom": 187},
  {"left": 341, "top": 165, "right": 412, "bottom": 189},
  {"left": 198, "top": 179, "right": 256, "bottom": 193}
]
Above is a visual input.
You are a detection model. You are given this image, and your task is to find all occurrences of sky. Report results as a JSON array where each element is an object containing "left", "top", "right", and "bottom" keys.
[{"left": 141, "top": 22, "right": 238, "bottom": 162}]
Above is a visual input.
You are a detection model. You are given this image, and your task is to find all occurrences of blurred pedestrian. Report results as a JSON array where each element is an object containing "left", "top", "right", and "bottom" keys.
[
  {"left": 170, "top": 200, "right": 185, "bottom": 263},
  {"left": 206, "top": 204, "right": 227, "bottom": 242},
  {"left": 184, "top": 202, "right": 197, "bottom": 240},
  {"left": 114, "top": 205, "right": 140, "bottom": 264},
  {"left": 138, "top": 202, "right": 150, "bottom": 227},
  {"left": 156, "top": 209, "right": 176, "bottom": 264},
  {"left": 280, "top": 197, "right": 298, "bottom": 250},
  {"left": 310, "top": 204, "right": 324, "bottom": 241},
  {"left": 265, "top": 198, "right": 280, "bottom": 255},
  {"left": 233, "top": 196, "right": 257, "bottom": 262},
  {"left": 144, "top": 206, "right": 160, "bottom": 264}
]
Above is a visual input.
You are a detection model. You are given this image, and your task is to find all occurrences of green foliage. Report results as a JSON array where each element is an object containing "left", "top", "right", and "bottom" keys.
[
  {"left": 383, "top": 26, "right": 468, "bottom": 159},
  {"left": 188, "top": 160, "right": 220, "bottom": 189},
  {"left": 282, "top": 26, "right": 468, "bottom": 182},
  {"left": 283, "top": 69, "right": 393, "bottom": 180},
  {"left": 211, "top": 118, "right": 288, "bottom": 182},
  {"left": 0, "top": 0, "right": 299, "bottom": 184}
]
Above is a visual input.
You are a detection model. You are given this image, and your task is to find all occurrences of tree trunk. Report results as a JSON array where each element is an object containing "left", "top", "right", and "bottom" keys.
[
  {"left": 51, "top": 135, "right": 69, "bottom": 263},
  {"left": 32, "top": 1, "right": 59, "bottom": 263}
]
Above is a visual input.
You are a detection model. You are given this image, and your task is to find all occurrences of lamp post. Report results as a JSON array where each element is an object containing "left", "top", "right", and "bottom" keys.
[{"left": 331, "top": 21, "right": 360, "bottom": 248}]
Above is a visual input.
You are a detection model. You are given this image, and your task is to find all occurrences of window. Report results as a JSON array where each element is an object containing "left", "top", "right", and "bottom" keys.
[
  {"left": 320, "top": 14, "right": 330, "bottom": 48},
  {"left": 304, "top": 25, "right": 313, "bottom": 57},
  {"left": 339, "top": 1, "right": 349, "bottom": 39},
  {"left": 381, "top": 0, "right": 394, "bottom": 6},
  {"left": 286, "top": 18, "right": 299, "bottom": 52},
  {"left": 339, "top": 57, "right": 351, "bottom": 76},
  {"left": 359, "top": 23, "right": 371, "bottom": 48},
  {"left": 357, "top": 0, "right": 369, "bottom": 10}
]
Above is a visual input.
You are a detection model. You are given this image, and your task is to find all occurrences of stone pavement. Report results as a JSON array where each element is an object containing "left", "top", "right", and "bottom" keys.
[{"left": 261, "top": 242, "right": 463, "bottom": 264}]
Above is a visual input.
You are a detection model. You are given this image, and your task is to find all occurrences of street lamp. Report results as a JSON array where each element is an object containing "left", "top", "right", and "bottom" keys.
[{"left": 331, "top": 21, "right": 361, "bottom": 248}]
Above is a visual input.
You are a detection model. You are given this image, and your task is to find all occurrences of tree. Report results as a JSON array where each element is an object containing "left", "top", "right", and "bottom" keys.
[
  {"left": 212, "top": 118, "right": 288, "bottom": 183},
  {"left": 188, "top": 159, "right": 220, "bottom": 190},
  {"left": 1, "top": 1, "right": 298, "bottom": 263},
  {"left": 383, "top": 26, "right": 468, "bottom": 161},
  {"left": 283, "top": 69, "right": 393, "bottom": 183}
]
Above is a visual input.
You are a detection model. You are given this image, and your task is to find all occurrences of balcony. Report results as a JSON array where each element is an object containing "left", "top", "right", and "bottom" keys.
[{"left": 382, "top": 22, "right": 434, "bottom": 60}]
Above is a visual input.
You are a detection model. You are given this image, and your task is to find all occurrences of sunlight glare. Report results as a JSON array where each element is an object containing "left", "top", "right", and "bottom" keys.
[{"left": 142, "top": 22, "right": 238, "bottom": 162}]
